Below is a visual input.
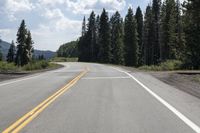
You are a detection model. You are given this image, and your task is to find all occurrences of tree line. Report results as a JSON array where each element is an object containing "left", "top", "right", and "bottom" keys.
[
  {"left": 6, "top": 20, "right": 34, "bottom": 66},
  {"left": 78, "top": 0, "right": 200, "bottom": 69},
  {"left": 57, "top": 41, "right": 78, "bottom": 58}
]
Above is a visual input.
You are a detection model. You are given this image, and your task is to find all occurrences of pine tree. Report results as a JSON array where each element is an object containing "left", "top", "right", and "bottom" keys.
[
  {"left": 183, "top": 0, "right": 200, "bottom": 69},
  {"left": 174, "top": 0, "right": 185, "bottom": 60},
  {"left": 110, "top": 11, "right": 124, "bottom": 64},
  {"left": 98, "top": 9, "right": 112, "bottom": 63},
  {"left": 160, "top": 0, "right": 175, "bottom": 60},
  {"left": 15, "top": 20, "right": 27, "bottom": 66},
  {"left": 124, "top": 8, "right": 138, "bottom": 66},
  {"left": 78, "top": 17, "right": 87, "bottom": 62},
  {"left": 87, "top": 11, "right": 96, "bottom": 62},
  {"left": 95, "top": 15, "right": 100, "bottom": 62},
  {"left": 82, "top": 16, "right": 86, "bottom": 36},
  {"left": 7, "top": 40, "right": 16, "bottom": 63},
  {"left": 0, "top": 50, "right": 2, "bottom": 61},
  {"left": 143, "top": 5, "right": 153, "bottom": 65},
  {"left": 24, "top": 30, "right": 34, "bottom": 64},
  {"left": 152, "top": 0, "right": 161, "bottom": 64},
  {"left": 38, "top": 54, "right": 45, "bottom": 60},
  {"left": 135, "top": 6, "right": 144, "bottom": 66},
  {"left": 160, "top": 0, "right": 185, "bottom": 61}
]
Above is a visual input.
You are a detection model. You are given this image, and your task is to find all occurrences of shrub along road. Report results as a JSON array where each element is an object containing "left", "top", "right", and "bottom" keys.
[{"left": 0, "top": 62, "right": 200, "bottom": 133}]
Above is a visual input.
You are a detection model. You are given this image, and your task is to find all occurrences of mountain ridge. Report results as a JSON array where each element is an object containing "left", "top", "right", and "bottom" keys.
[{"left": 0, "top": 39, "right": 56, "bottom": 60}]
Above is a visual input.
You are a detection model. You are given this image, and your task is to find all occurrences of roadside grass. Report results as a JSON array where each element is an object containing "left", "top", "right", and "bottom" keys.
[
  {"left": 139, "top": 60, "right": 183, "bottom": 71},
  {"left": 51, "top": 57, "right": 78, "bottom": 62},
  {"left": 0, "top": 62, "right": 19, "bottom": 72},
  {"left": 0, "top": 61, "right": 60, "bottom": 73}
]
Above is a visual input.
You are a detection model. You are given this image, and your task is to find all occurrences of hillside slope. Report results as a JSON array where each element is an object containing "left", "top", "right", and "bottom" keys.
[{"left": 0, "top": 39, "right": 56, "bottom": 59}]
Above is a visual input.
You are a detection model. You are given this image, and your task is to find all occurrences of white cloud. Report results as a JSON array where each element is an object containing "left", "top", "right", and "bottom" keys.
[
  {"left": 4, "top": 0, "right": 34, "bottom": 21},
  {"left": 31, "top": 8, "right": 81, "bottom": 50},
  {"left": 43, "top": 8, "right": 64, "bottom": 19},
  {"left": 65, "top": 0, "right": 126, "bottom": 14},
  {"left": 39, "top": 0, "right": 126, "bottom": 14},
  {"left": 42, "top": 8, "right": 81, "bottom": 31},
  {"left": 38, "top": 0, "right": 65, "bottom": 6},
  {"left": 0, "top": 28, "right": 17, "bottom": 42},
  {"left": 31, "top": 23, "right": 80, "bottom": 51}
]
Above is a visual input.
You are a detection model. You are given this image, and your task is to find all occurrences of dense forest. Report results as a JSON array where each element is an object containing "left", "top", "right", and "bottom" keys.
[
  {"left": 57, "top": 41, "right": 78, "bottom": 58},
  {"left": 77, "top": 0, "right": 200, "bottom": 69}
]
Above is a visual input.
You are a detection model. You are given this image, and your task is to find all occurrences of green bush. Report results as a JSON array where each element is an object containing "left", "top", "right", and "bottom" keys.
[
  {"left": 0, "top": 62, "right": 18, "bottom": 72},
  {"left": 139, "top": 65, "right": 162, "bottom": 71},
  {"left": 159, "top": 60, "right": 183, "bottom": 71},
  {"left": 139, "top": 60, "right": 183, "bottom": 71},
  {"left": 22, "top": 61, "right": 50, "bottom": 71}
]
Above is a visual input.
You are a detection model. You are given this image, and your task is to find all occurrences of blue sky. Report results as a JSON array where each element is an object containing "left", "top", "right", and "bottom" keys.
[{"left": 0, "top": 0, "right": 182, "bottom": 51}]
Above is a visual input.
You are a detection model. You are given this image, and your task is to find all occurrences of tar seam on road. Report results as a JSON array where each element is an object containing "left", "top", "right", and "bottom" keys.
[
  {"left": 112, "top": 66, "right": 200, "bottom": 133},
  {"left": 2, "top": 68, "right": 88, "bottom": 133}
]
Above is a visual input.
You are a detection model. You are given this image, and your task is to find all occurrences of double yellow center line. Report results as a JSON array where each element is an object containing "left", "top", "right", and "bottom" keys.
[{"left": 3, "top": 68, "right": 88, "bottom": 133}]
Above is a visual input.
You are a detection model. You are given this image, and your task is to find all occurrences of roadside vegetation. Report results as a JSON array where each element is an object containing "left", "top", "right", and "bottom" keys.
[
  {"left": 0, "top": 20, "right": 60, "bottom": 73},
  {"left": 73, "top": 0, "right": 199, "bottom": 71},
  {"left": 0, "top": 61, "right": 59, "bottom": 73},
  {"left": 139, "top": 60, "right": 183, "bottom": 71}
]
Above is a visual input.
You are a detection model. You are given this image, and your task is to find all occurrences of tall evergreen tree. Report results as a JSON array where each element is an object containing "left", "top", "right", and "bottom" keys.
[
  {"left": 152, "top": 0, "right": 161, "bottom": 64},
  {"left": 135, "top": 6, "right": 144, "bottom": 66},
  {"left": 98, "top": 9, "right": 112, "bottom": 63},
  {"left": 0, "top": 50, "right": 2, "bottom": 61},
  {"left": 7, "top": 40, "right": 16, "bottom": 63},
  {"left": 110, "top": 11, "right": 124, "bottom": 64},
  {"left": 78, "top": 17, "right": 87, "bottom": 62},
  {"left": 87, "top": 11, "right": 96, "bottom": 62},
  {"left": 95, "top": 15, "right": 100, "bottom": 62},
  {"left": 160, "top": 0, "right": 175, "bottom": 60},
  {"left": 15, "top": 20, "right": 27, "bottom": 66},
  {"left": 24, "top": 30, "right": 34, "bottom": 64},
  {"left": 174, "top": 0, "right": 185, "bottom": 60},
  {"left": 183, "top": 0, "right": 200, "bottom": 69},
  {"left": 82, "top": 16, "right": 86, "bottom": 36},
  {"left": 160, "top": 0, "right": 185, "bottom": 61},
  {"left": 143, "top": 5, "right": 153, "bottom": 65},
  {"left": 124, "top": 8, "right": 138, "bottom": 66}
]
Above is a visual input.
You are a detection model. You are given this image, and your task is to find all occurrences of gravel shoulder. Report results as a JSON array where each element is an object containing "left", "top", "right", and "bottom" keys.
[
  {"left": 115, "top": 65, "right": 200, "bottom": 99},
  {"left": 150, "top": 72, "right": 200, "bottom": 99}
]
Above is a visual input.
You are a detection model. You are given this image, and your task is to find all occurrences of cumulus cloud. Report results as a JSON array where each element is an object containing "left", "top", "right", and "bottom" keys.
[
  {"left": 0, "top": 28, "right": 17, "bottom": 42},
  {"left": 4, "top": 0, "right": 34, "bottom": 21},
  {"left": 37, "top": 0, "right": 126, "bottom": 14},
  {"left": 65, "top": 0, "right": 126, "bottom": 14},
  {"left": 42, "top": 8, "right": 81, "bottom": 31},
  {"left": 31, "top": 8, "right": 81, "bottom": 50},
  {"left": 38, "top": 0, "right": 65, "bottom": 6}
]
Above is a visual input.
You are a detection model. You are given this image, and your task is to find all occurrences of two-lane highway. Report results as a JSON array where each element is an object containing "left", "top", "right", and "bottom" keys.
[{"left": 1, "top": 62, "right": 200, "bottom": 133}]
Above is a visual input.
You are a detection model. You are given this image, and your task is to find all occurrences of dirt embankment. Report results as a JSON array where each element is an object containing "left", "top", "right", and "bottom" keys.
[
  {"left": 116, "top": 65, "right": 200, "bottom": 99},
  {"left": 151, "top": 72, "right": 200, "bottom": 99}
]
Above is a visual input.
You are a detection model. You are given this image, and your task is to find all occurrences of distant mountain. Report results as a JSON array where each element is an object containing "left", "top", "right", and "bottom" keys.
[{"left": 0, "top": 39, "right": 56, "bottom": 60}]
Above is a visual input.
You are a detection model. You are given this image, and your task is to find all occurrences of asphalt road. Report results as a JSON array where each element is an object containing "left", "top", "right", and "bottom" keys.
[{"left": 0, "top": 62, "right": 200, "bottom": 133}]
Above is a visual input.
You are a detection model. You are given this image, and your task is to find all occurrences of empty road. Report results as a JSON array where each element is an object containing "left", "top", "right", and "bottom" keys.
[{"left": 1, "top": 62, "right": 200, "bottom": 133}]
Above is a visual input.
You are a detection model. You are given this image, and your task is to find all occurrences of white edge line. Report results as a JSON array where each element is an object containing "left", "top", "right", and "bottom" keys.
[
  {"left": 112, "top": 66, "right": 200, "bottom": 133},
  {"left": 0, "top": 64, "right": 70, "bottom": 87}
]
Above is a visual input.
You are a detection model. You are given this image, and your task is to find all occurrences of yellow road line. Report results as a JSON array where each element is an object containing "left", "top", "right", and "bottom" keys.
[{"left": 3, "top": 69, "right": 88, "bottom": 133}]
